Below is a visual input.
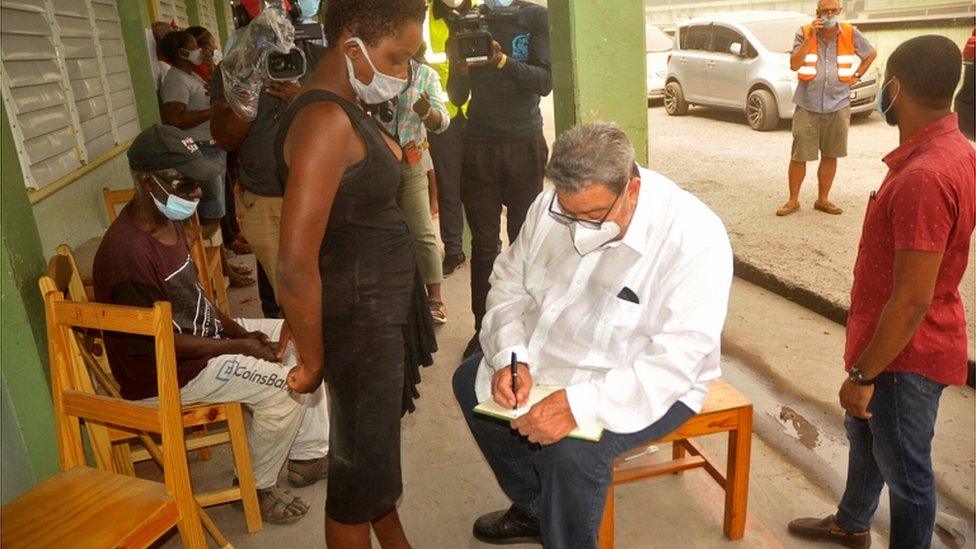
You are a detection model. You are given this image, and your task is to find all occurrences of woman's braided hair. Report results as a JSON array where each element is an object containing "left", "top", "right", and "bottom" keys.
[{"left": 324, "top": 0, "right": 428, "bottom": 47}]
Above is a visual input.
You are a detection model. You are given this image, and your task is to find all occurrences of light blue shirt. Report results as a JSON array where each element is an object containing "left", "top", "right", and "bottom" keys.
[{"left": 791, "top": 26, "right": 875, "bottom": 114}]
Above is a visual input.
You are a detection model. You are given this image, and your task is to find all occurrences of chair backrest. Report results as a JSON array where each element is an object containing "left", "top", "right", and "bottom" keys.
[
  {"left": 40, "top": 280, "right": 194, "bottom": 494},
  {"left": 102, "top": 188, "right": 134, "bottom": 223}
]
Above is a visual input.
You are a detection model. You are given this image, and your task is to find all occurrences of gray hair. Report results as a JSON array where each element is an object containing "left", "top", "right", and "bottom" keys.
[{"left": 545, "top": 123, "right": 636, "bottom": 194}]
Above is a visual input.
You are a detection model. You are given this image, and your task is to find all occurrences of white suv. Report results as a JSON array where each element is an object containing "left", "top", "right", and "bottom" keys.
[{"left": 664, "top": 11, "right": 879, "bottom": 131}]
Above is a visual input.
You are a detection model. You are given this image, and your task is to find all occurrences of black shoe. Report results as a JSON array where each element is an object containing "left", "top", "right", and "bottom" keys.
[
  {"left": 473, "top": 505, "right": 542, "bottom": 545},
  {"left": 788, "top": 515, "right": 871, "bottom": 548},
  {"left": 442, "top": 252, "right": 466, "bottom": 277},
  {"left": 462, "top": 332, "right": 482, "bottom": 360}
]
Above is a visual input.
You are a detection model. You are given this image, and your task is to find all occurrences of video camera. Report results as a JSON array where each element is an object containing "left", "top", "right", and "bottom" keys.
[
  {"left": 448, "top": 4, "right": 519, "bottom": 62},
  {"left": 232, "top": 0, "right": 323, "bottom": 80}
]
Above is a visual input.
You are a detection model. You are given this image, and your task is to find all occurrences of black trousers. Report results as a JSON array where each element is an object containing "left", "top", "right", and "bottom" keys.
[
  {"left": 460, "top": 132, "right": 548, "bottom": 330},
  {"left": 429, "top": 113, "right": 467, "bottom": 257}
]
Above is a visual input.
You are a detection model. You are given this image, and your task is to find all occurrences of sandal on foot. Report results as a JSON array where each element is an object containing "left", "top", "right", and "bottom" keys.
[
  {"left": 429, "top": 299, "right": 447, "bottom": 325},
  {"left": 776, "top": 202, "right": 800, "bottom": 216},
  {"left": 229, "top": 271, "right": 256, "bottom": 288},
  {"left": 229, "top": 237, "right": 252, "bottom": 256},
  {"left": 287, "top": 456, "right": 330, "bottom": 488},
  {"left": 258, "top": 486, "right": 310, "bottom": 525},
  {"left": 230, "top": 263, "right": 254, "bottom": 276}
]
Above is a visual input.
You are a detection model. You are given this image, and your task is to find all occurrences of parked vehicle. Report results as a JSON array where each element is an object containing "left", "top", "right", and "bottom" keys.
[
  {"left": 646, "top": 24, "right": 672, "bottom": 101},
  {"left": 664, "top": 11, "right": 880, "bottom": 131}
]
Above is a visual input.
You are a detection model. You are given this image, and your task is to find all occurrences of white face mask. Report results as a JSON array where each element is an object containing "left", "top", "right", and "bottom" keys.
[
  {"left": 212, "top": 49, "right": 223, "bottom": 64},
  {"left": 344, "top": 37, "right": 407, "bottom": 105},
  {"left": 569, "top": 221, "right": 621, "bottom": 256},
  {"left": 181, "top": 48, "right": 203, "bottom": 66}
]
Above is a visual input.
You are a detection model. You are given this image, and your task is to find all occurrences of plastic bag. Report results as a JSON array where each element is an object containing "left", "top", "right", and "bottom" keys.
[{"left": 220, "top": 6, "right": 296, "bottom": 120}]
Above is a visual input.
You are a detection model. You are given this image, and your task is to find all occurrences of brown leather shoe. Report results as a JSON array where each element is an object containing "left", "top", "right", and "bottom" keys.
[
  {"left": 776, "top": 202, "right": 800, "bottom": 216},
  {"left": 788, "top": 515, "right": 871, "bottom": 548},
  {"left": 287, "top": 456, "right": 329, "bottom": 488},
  {"left": 814, "top": 200, "right": 843, "bottom": 215}
]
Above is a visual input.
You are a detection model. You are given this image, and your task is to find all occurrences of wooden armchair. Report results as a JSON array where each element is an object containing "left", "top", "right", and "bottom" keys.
[
  {"left": 101, "top": 187, "right": 229, "bottom": 315},
  {"left": 38, "top": 280, "right": 263, "bottom": 548}
]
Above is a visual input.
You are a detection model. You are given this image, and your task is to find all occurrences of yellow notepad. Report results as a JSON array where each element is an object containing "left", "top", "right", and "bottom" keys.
[{"left": 473, "top": 384, "right": 604, "bottom": 442}]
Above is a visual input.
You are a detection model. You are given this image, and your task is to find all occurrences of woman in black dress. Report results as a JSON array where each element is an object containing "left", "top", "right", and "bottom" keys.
[{"left": 275, "top": 1, "right": 432, "bottom": 546}]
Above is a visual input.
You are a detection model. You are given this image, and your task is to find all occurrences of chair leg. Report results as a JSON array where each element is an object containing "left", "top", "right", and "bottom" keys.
[
  {"left": 723, "top": 407, "right": 752, "bottom": 540},
  {"left": 195, "top": 425, "right": 213, "bottom": 462},
  {"left": 226, "top": 403, "right": 263, "bottom": 533},
  {"left": 598, "top": 484, "right": 615, "bottom": 549},
  {"left": 112, "top": 443, "right": 135, "bottom": 476},
  {"left": 672, "top": 440, "right": 687, "bottom": 474}
]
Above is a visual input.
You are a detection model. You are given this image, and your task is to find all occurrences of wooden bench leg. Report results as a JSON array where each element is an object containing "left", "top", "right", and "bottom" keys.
[
  {"left": 723, "top": 407, "right": 752, "bottom": 540},
  {"left": 672, "top": 440, "right": 686, "bottom": 474},
  {"left": 598, "top": 484, "right": 615, "bottom": 549}
]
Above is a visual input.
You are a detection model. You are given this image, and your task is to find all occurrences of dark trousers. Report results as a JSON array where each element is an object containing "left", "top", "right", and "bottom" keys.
[
  {"left": 460, "top": 133, "right": 548, "bottom": 329},
  {"left": 429, "top": 113, "right": 466, "bottom": 257},
  {"left": 452, "top": 355, "right": 694, "bottom": 548},
  {"left": 835, "top": 372, "right": 946, "bottom": 548}
]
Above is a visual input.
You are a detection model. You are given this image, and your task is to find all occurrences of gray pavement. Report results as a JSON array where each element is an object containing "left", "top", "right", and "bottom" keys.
[{"left": 646, "top": 103, "right": 976, "bottom": 358}]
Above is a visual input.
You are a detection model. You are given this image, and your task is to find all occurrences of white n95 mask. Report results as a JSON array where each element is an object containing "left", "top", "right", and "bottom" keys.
[
  {"left": 570, "top": 221, "right": 621, "bottom": 256},
  {"left": 344, "top": 37, "right": 407, "bottom": 105}
]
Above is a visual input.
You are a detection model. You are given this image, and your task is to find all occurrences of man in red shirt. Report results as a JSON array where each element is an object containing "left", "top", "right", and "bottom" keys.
[{"left": 788, "top": 36, "right": 975, "bottom": 548}]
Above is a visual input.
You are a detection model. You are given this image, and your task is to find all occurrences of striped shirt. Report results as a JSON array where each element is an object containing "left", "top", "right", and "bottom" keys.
[{"left": 382, "top": 60, "right": 450, "bottom": 148}]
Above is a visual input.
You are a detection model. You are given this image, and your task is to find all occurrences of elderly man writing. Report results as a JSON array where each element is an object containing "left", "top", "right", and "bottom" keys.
[{"left": 453, "top": 123, "right": 733, "bottom": 548}]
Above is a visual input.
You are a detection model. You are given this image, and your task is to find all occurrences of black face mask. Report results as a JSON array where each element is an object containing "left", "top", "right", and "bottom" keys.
[{"left": 877, "top": 79, "right": 900, "bottom": 127}]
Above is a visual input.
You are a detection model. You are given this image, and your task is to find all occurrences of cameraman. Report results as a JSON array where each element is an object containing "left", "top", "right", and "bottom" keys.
[
  {"left": 210, "top": 0, "right": 323, "bottom": 299},
  {"left": 447, "top": 0, "right": 552, "bottom": 359}
]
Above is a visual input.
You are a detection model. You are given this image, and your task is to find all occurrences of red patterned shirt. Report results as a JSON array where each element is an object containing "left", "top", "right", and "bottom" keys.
[{"left": 845, "top": 114, "right": 975, "bottom": 385}]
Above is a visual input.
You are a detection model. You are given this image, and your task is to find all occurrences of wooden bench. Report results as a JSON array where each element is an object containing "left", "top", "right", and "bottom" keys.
[
  {"left": 2, "top": 466, "right": 179, "bottom": 549},
  {"left": 599, "top": 380, "right": 753, "bottom": 547}
]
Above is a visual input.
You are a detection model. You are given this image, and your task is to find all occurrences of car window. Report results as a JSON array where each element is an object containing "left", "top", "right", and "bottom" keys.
[
  {"left": 742, "top": 18, "right": 808, "bottom": 54},
  {"left": 711, "top": 26, "right": 745, "bottom": 55},
  {"left": 645, "top": 25, "right": 673, "bottom": 53},
  {"left": 680, "top": 25, "right": 711, "bottom": 52}
]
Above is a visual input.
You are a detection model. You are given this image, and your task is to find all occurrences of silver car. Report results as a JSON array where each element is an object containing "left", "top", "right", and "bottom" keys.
[
  {"left": 646, "top": 24, "right": 672, "bottom": 100},
  {"left": 664, "top": 11, "right": 880, "bottom": 131}
]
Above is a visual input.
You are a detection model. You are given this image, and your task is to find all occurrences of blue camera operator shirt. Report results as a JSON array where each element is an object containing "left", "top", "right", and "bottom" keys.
[{"left": 448, "top": 0, "right": 551, "bottom": 140}]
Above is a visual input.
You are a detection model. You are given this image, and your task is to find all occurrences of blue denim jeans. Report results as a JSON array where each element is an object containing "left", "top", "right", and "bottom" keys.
[
  {"left": 453, "top": 355, "right": 695, "bottom": 549},
  {"left": 835, "top": 371, "right": 946, "bottom": 548}
]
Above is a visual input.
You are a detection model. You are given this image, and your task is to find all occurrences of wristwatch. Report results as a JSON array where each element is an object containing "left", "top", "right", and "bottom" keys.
[{"left": 848, "top": 366, "right": 875, "bottom": 386}]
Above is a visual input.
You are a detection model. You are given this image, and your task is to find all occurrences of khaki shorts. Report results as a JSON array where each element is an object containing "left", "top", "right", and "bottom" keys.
[{"left": 791, "top": 105, "right": 851, "bottom": 162}]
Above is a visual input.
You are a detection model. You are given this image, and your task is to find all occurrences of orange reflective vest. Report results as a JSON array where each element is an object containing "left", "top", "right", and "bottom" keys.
[{"left": 798, "top": 23, "right": 858, "bottom": 83}]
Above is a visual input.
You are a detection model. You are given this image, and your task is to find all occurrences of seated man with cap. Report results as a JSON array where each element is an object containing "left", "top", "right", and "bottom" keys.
[{"left": 92, "top": 124, "right": 329, "bottom": 525}]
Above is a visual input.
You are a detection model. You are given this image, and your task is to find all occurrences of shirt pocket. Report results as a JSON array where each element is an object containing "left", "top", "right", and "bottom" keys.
[{"left": 606, "top": 298, "right": 644, "bottom": 361}]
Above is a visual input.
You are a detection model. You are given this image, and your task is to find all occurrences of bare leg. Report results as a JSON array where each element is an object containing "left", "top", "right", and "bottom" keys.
[
  {"left": 325, "top": 516, "right": 371, "bottom": 549},
  {"left": 787, "top": 160, "right": 806, "bottom": 206},
  {"left": 371, "top": 507, "right": 411, "bottom": 549},
  {"left": 817, "top": 157, "right": 838, "bottom": 203}
]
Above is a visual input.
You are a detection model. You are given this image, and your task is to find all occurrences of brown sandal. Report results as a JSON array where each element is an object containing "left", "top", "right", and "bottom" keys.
[{"left": 257, "top": 486, "right": 310, "bottom": 525}]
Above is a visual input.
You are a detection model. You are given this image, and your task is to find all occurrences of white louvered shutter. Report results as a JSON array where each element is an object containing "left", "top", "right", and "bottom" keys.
[
  {"left": 197, "top": 0, "right": 219, "bottom": 35},
  {"left": 0, "top": 0, "right": 82, "bottom": 188},
  {"left": 1, "top": 0, "right": 142, "bottom": 190},
  {"left": 155, "top": 0, "right": 189, "bottom": 27},
  {"left": 90, "top": 0, "right": 139, "bottom": 141}
]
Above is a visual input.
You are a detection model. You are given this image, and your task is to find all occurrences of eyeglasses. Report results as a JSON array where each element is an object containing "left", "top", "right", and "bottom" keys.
[
  {"left": 817, "top": 7, "right": 842, "bottom": 16},
  {"left": 151, "top": 170, "right": 203, "bottom": 195},
  {"left": 548, "top": 187, "right": 625, "bottom": 230}
]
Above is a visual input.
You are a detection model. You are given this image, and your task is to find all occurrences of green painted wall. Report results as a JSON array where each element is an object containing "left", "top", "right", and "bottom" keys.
[
  {"left": 1, "top": 372, "right": 36, "bottom": 504},
  {"left": 0, "top": 103, "right": 60, "bottom": 484},
  {"left": 117, "top": 0, "right": 161, "bottom": 129},
  {"left": 186, "top": 0, "right": 202, "bottom": 26},
  {"left": 549, "top": 0, "right": 649, "bottom": 164},
  {"left": 214, "top": 0, "right": 232, "bottom": 48}
]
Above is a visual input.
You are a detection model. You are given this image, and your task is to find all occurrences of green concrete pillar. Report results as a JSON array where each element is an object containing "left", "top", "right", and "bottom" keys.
[
  {"left": 117, "top": 0, "right": 161, "bottom": 130},
  {"left": 213, "top": 0, "right": 231, "bottom": 48},
  {"left": 549, "top": 0, "right": 648, "bottom": 164},
  {"left": 0, "top": 103, "right": 60, "bottom": 482},
  {"left": 186, "top": 0, "right": 202, "bottom": 27}
]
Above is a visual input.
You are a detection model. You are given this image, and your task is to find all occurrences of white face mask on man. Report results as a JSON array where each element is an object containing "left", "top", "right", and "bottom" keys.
[
  {"left": 344, "top": 37, "right": 408, "bottom": 105},
  {"left": 569, "top": 221, "right": 622, "bottom": 256}
]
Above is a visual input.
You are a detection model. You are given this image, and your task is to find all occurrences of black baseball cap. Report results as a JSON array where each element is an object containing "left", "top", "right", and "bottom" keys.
[{"left": 127, "top": 125, "right": 222, "bottom": 182}]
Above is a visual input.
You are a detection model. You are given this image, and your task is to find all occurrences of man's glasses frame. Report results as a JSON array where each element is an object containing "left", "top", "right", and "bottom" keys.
[
  {"left": 547, "top": 186, "right": 625, "bottom": 230},
  {"left": 151, "top": 169, "right": 203, "bottom": 195}
]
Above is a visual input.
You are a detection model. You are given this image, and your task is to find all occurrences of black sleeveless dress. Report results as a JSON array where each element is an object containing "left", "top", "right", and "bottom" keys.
[{"left": 275, "top": 90, "right": 437, "bottom": 524}]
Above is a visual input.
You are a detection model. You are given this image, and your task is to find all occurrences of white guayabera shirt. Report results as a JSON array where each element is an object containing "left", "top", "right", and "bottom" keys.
[{"left": 475, "top": 168, "right": 733, "bottom": 434}]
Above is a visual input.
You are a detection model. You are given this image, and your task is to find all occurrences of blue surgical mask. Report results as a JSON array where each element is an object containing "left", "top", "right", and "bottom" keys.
[
  {"left": 485, "top": 0, "right": 514, "bottom": 9},
  {"left": 822, "top": 16, "right": 839, "bottom": 27},
  {"left": 298, "top": 0, "right": 319, "bottom": 21},
  {"left": 152, "top": 176, "right": 200, "bottom": 220}
]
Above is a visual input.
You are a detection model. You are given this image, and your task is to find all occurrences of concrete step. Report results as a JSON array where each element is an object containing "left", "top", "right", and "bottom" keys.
[{"left": 723, "top": 278, "right": 975, "bottom": 548}]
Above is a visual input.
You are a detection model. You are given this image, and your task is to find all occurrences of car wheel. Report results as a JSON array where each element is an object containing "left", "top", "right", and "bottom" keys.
[
  {"left": 746, "top": 89, "right": 778, "bottom": 131},
  {"left": 664, "top": 82, "right": 689, "bottom": 116}
]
